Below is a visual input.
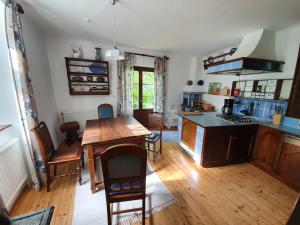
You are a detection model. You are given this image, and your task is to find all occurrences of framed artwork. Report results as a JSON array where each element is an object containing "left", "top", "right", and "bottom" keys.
[{"left": 208, "top": 82, "right": 221, "bottom": 95}]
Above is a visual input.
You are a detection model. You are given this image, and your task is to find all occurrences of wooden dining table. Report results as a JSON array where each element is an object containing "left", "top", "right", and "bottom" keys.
[{"left": 81, "top": 116, "right": 151, "bottom": 193}]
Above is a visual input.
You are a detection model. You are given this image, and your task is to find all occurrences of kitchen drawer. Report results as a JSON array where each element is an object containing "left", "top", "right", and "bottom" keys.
[
  {"left": 267, "top": 80, "right": 277, "bottom": 87},
  {"left": 246, "top": 80, "right": 254, "bottom": 86},
  {"left": 237, "top": 81, "right": 245, "bottom": 90},
  {"left": 245, "top": 86, "right": 253, "bottom": 92},
  {"left": 258, "top": 80, "right": 268, "bottom": 86},
  {"left": 266, "top": 86, "right": 276, "bottom": 92},
  {"left": 244, "top": 92, "right": 252, "bottom": 98},
  {"left": 265, "top": 93, "right": 275, "bottom": 99}
]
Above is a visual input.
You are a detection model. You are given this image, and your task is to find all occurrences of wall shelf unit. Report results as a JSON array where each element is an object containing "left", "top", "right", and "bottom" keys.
[{"left": 65, "top": 57, "right": 110, "bottom": 95}]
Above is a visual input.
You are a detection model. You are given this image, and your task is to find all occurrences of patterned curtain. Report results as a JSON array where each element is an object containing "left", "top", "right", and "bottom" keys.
[
  {"left": 5, "top": 2, "right": 42, "bottom": 190},
  {"left": 154, "top": 57, "right": 168, "bottom": 113},
  {"left": 117, "top": 53, "right": 135, "bottom": 116}
]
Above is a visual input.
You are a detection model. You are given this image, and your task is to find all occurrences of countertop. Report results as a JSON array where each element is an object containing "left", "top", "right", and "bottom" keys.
[{"left": 178, "top": 112, "right": 300, "bottom": 138}]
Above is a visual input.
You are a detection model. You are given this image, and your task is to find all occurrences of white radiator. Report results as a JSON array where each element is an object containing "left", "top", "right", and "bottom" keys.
[{"left": 0, "top": 138, "right": 28, "bottom": 210}]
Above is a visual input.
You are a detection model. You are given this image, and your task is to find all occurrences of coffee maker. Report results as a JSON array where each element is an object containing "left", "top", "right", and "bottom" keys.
[{"left": 221, "top": 99, "right": 234, "bottom": 115}]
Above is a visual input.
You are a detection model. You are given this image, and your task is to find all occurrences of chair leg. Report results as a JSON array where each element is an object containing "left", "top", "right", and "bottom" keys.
[
  {"left": 46, "top": 167, "right": 51, "bottom": 192},
  {"left": 77, "top": 162, "right": 82, "bottom": 185},
  {"left": 160, "top": 138, "right": 162, "bottom": 155},
  {"left": 107, "top": 202, "right": 112, "bottom": 225},
  {"left": 153, "top": 143, "right": 157, "bottom": 162},
  {"left": 81, "top": 151, "right": 85, "bottom": 170},
  {"left": 142, "top": 198, "right": 146, "bottom": 225},
  {"left": 53, "top": 165, "right": 57, "bottom": 177}
]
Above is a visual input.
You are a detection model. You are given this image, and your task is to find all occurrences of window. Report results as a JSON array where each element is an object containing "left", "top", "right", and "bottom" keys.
[{"left": 133, "top": 67, "right": 155, "bottom": 110}]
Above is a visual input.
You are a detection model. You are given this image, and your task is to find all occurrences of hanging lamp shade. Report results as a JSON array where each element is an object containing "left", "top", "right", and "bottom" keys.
[
  {"left": 105, "top": 0, "right": 124, "bottom": 60},
  {"left": 106, "top": 47, "right": 124, "bottom": 60}
]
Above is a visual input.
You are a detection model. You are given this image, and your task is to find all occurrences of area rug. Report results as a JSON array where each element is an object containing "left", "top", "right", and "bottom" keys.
[{"left": 72, "top": 161, "right": 176, "bottom": 225}]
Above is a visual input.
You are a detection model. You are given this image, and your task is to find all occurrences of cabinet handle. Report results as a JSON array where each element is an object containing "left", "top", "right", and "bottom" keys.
[
  {"left": 248, "top": 135, "right": 255, "bottom": 158},
  {"left": 227, "top": 136, "right": 237, "bottom": 160}
]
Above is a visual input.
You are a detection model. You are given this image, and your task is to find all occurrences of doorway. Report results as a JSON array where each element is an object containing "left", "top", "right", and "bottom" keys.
[{"left": 133, "top": 66, "right": 155, "bottom": 127}]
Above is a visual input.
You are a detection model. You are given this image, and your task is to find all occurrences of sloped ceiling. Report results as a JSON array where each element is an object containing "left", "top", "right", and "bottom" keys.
[{"left": 18, "top": 0, "right": 300, "bottom": 54}]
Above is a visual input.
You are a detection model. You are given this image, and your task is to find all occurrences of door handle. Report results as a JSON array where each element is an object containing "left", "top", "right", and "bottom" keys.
[
  {"left": 227, "top": 136, "right": 237, "bottom": 160},
  {"left": 248, "top": 135, "right": 255, "bottom": 158}
]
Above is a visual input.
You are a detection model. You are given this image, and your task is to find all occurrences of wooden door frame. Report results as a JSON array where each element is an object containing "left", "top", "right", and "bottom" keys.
[
  {"left": 133, "top": 66, "right": 154, "bottom": 110},
  {"left": 286, "top": 45, "right": 300, "bottom": 119}
]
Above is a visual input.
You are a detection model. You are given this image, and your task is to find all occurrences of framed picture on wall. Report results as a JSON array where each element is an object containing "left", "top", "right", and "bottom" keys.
[{"left": 208, "top": 82, "right": 222, "bottom": 95}]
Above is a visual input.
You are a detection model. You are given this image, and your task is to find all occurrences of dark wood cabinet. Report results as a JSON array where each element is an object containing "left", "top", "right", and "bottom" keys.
[
  {"left": 230, "top": 125, "right": 258, "bottom": 163},
  {"left": 181, "top": 118, "right": 197, "bottom": 151},
  {"left": 202, "top": 125, "right": 258, "bottom": 167},
  {"left": 202, "top": 126, "right": 237, "bottom": 167},
  {"left": 287, "top": 46, "right": 300, "bottom": 118},
  {"left": 276, "top": 136, "right": 300, "bottom": 191},
  {"left": 252, "top": 125, "right": 285, "bottom": 171}
]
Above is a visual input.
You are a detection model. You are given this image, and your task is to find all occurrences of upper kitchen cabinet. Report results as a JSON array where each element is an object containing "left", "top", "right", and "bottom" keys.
[{"left": 287, "top": 46, "right": 300, "bottom": 118}]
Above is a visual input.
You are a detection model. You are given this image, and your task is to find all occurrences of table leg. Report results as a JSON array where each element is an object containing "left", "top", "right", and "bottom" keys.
[{"left": 87, "top": 145, "right": 97, "bottom": 193}]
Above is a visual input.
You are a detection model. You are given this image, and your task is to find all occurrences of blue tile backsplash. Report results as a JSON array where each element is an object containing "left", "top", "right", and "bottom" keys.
[
  {"left": 233, "top": 97, "right": 288, "bottom": 122},
  {"left": 233, "top": 97, "right": 300, "bottom": 129}
]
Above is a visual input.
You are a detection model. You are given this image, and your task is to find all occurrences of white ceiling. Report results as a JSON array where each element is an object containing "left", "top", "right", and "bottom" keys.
[{"left": 19, "top": 0, "right": 300, "bottom": 55}]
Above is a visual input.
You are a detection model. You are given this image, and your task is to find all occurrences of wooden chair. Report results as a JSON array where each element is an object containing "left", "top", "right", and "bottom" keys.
[
  {"left": 97, "top": 103, "right": 113, "bottom": 119},
  {"left": 101, "top": 144, "right": 147, "bottom": 225},
  {"left": 33, "top": 121, "right": 84, "bottom": 192},
  {"left": 145, "top": 113, "right": 164, "bottom": 161}
]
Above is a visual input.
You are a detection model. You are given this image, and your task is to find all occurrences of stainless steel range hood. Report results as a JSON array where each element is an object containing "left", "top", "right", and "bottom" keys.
[{"left": 206, "top": 29, "right": 285, "bottom": 75}]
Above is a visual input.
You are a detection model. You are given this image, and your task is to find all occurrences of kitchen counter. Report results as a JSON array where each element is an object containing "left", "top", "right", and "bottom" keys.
[{"left": 178, "top": 112, "right": 300, "bottom": 137}]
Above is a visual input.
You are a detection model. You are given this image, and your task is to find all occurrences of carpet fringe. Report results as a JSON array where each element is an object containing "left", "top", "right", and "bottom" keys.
[{"left": 118, "top": 198, "right": 176, "bottom": 225}]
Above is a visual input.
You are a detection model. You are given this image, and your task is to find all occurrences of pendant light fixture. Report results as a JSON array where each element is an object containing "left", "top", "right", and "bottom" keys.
[{"left": 105, "top": 0, "right": 124, "bottom": 60}]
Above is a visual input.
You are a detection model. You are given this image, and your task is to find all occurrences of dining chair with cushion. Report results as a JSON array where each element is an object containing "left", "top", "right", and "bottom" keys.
[
  {"left": 145, "top": 112, "right": 164, "bottom": 161},
  {"left": 97, "top": 103, "right": 113, "bottom": 119},
  {"left": 33, "top": 121, "right": 84, "bottom": 192},
  {"left": 101, "top": 144, "right": 147, "bottom": 225}
]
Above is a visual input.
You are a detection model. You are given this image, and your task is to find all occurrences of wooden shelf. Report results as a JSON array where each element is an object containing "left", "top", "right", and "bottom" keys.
[
  {"left": 65, "top": 57, "right": 110, "bottom": 95},
  {"left": 68, "top": 80, "right": 109, "bottom": 84},
  {"left": 70, "top": 91, "right": 110, "bottom": 95},
  {"left": 68, "top": 72, "right": 108, "bottom": 76}
]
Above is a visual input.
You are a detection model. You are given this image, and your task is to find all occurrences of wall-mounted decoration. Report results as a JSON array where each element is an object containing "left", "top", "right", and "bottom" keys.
[
  {"left": 197, "top": 80, "right": 204, "bottom": 86},
  {"left": 65, "top": 57, "right": 109, "bottom": 95},
  {"left": 220, "top": 86, "right": 230, "bottom": 96},
  {"left": 208, "top": 82, "right": 222, "bottom": 95},
  {"left": 95, "top": 47, "right": 102, "bottom": 61},
  {"left": 187, "top": 80, "right": 193, "bottom": 86},
  {"left": 71, "top": 46, "right": 82, "bottom": 58},
  {"left": 203, "top": 48, "right": 237, "bottom": 69}
]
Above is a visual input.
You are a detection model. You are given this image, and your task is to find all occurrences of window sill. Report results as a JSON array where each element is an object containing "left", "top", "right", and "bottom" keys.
[{"left": 0, "top": 124, "right": 11, "bottom": 132}]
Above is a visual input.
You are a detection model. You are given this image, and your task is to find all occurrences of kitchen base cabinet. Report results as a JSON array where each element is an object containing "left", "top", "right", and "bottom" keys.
[
  {"left": 202, "top": 126, "right": 237, "bottom": 167},
  {"left": 276, "top": 136, "right": 300, "bottom": 191},
  {"left": 230, "top": 125, "right": 258, "bottom": 163},
  {"left": 181, "top": 118, "right": 197, "bottom": 151},
  {"left": 251, "top": 125, "right": 285, "bottom": 172}
]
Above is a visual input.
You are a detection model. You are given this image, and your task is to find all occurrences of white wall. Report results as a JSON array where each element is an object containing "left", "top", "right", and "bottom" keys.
[
  {"left": 46, "top": 36, "right": 192, "bottom": 128},
  {"left": 192, "top": 24, "right": 300, "bottom": 111},
  {"left": 22, "top": 13, "right": 60, "bottom": 146},
  {"left": 166, "top": 54, "right": 194, "bottom": 112}
]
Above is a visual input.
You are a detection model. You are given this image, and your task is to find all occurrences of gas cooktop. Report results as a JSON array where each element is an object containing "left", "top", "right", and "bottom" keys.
[{"left": 216, "top": 114, "right": 256, "bottom": 123}]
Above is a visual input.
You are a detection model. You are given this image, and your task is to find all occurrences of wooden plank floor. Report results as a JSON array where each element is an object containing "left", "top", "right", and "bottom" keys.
[{"left": 10, "top": 142, "right": 298, "bottom": 225}]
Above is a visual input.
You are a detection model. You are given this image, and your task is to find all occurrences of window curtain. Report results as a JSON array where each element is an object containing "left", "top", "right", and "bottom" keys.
[
  {"left": 154, "top": 57, "right": 168, "bottom": 113},
  {"left": 117, "top": 53, "right": 135, "bottom": 116},
  {"left": 5, "top": 2, "right": 42, "bottom": 190}
]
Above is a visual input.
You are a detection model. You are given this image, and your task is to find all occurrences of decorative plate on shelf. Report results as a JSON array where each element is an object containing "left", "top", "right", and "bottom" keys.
[{"left": 89, "top": 63, "right": 107, "bottom": 74}]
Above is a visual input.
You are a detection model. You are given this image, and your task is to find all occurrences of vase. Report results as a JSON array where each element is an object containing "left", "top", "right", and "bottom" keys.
[{"left": 95, "top": 47, "right": 102, "bottom": 61}]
